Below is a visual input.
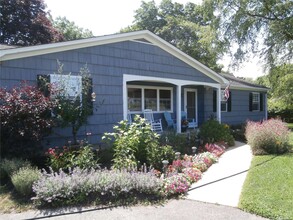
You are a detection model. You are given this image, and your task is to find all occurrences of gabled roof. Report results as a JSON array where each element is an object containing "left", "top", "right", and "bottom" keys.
[
  {"left": 0, "top": 30, "right": 228, "bottom": 84},
  {"left": 220, "top": 73, "right": 269, "bottom": 91}
]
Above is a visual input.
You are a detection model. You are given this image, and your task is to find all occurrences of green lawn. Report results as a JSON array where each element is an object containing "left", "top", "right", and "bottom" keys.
[
  {"left": 239, "top": 131, "right": 293, "bottom": 219},
  {"left": 287, "top": 123, "right": 293, "bottom": 130}
]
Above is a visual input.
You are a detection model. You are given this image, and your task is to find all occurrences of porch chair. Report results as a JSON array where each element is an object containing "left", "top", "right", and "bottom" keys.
[
  {"left": 163, "top": 112, "right": 176, "bottom": 129},
  {"left": 143, "top": 109, "right": 163, "bottom": 133},
  {"left": 181, "top": 111, "right": 196, "bottom": 129}
]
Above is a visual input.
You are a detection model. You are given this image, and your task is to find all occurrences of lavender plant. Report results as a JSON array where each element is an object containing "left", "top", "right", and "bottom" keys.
[{"left": 32, "top": 167, "right": 163, "bottom": 206}]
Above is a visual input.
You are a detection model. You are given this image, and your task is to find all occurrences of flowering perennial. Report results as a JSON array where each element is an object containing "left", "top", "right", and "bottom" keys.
[{"left": 32, "top": 168, "right": 163, "bottom": 205}]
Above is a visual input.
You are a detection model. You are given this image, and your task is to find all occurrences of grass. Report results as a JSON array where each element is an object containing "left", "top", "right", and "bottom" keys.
[
  {"left": 287, "top": 123, "right": 293, "bottom": 130},
  {"left": 0, "top": 185, "right": 34, "bottom": 213},
  {"left": 239, "top": 130, "right": 293, "bottom": 219}
]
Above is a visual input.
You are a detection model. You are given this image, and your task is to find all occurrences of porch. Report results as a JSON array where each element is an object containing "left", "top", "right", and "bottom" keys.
[{"left": 123, "top": 74, "right": 224, "bottom": 133}]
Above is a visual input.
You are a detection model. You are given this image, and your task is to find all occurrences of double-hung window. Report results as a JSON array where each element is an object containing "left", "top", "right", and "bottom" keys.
[
  {"left": 252, "top": 92, "right": 260, "bottom": 111},
  {"left": 221, "top": 90, "right": 227, "bottom": 112},
  {"left": 127, "top": 86, "right": 172, "bottom": 112}
]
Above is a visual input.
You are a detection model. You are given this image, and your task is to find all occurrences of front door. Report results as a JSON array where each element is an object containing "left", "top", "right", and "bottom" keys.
[{"left": 184, "top": 89, "right": 197, "bottom": 124}]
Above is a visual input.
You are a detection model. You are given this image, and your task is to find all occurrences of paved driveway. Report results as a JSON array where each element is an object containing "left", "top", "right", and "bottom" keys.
[{"left": 1, "top": 199, "right": 266, "bottom": 220}]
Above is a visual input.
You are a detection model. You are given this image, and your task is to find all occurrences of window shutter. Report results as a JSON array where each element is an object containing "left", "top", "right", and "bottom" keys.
[
  {"left": 228, "top": 91, "right": 232, "bottom": 112},
  {"left": 249, "top": 92, "right": 253, "bottom": 111},
  {"left": 213, "top": 90, "right": 217, "bottom": 112},
  {"left": 82, "top": 77, "right": 93, "bottom": 114},
  {"left": 37, "top": 75, "right": 50, "bottom": 97},
  {"left": 260, "top": 93, "right": 264, "bottom": 111}
]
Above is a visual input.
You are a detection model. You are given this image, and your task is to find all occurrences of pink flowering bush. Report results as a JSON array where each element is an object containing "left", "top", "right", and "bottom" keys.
[
  {"left": 162, "top": 173, "right": 191, "bottom": 196},
  {"left": 193, "top": 152, "right": 218, "bottom": 168},
  {"left": 205, "top": 143, "right": 226, "bottom": 157},
  {"left": 245, "top": 119, "right": 290, "bottom": 155},
  {"left": 182, "top": 167, "right": 202, "bottom": 183}
]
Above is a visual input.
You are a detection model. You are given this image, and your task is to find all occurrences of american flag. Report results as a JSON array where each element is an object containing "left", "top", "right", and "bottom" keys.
[{"left": 224, "top": 83, "right": 230, "bottom": 100}]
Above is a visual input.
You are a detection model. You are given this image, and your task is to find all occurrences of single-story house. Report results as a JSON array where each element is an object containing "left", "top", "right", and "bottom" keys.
[{"left": 0, "top": 30, "right": 268, "bottom": 146}]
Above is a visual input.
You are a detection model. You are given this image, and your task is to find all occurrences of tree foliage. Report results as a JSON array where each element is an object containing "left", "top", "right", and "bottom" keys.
[
  {"left": 0, "top": 0, "right": 63, "bottom": 46},
  {"left": 121, "top": 0, "right": 226, "bottom": 72},
  {"left": 211, "top": 0, "right": 293, "bottom": 68},
  {"left": 51, "top": 16, "right": 94, "bottom": 41},
  {"left": 0, "top": 82, "right": 58, "bottom": 157},
  {"left": 256, "top": 64, "right": 293, "bottom": 121}
]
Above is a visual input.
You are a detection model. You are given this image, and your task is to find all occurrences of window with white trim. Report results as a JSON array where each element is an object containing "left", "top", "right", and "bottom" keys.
[
  {"left": 252, "top": 92, "right": 260, "bottom": 111},
  {"left": 221, "top": 90, "right": 227, "bottom": 112},
  {"left": 50, "top": 74, "right": 82, "bottom": 100},
  {"left": 127, "top": 86, "right": 173, "bottom": 112}
]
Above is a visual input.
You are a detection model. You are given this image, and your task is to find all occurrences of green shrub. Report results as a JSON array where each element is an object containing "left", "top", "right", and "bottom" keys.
[
  {"left": 0, "top": 158, "right": 31, "bottom": 183},
  {"left": 245, "top": 119, "right": 290, "bottom": 155},
  {"left": 199, "top": 119, "right": 235, "bottom": 146},
  {"left": 46, "top": 145, "right": 99, "bottom": 171},
  {"left": 159, "top": 130, "right": 199, "bottom": 154},
  {"left": 103, "top": 115, "right": 165, "bottom": 170},
  {"left": 11, "top": 166, "right": 41, "bottom": 197},
  {"left": 147, "top": 145, "right": 175, "bottom": 170}
]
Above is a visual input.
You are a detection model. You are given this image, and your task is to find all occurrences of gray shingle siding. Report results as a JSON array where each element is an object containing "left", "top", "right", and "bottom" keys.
[
  {"left": 204, "top": 89, "right": 266, "bottom": 125},
  {"left": 1, "top": 40, "right": 217, "bottom": 146}
]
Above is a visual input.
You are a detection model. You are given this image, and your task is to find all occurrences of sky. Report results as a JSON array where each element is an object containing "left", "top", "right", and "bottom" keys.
[{"left": 45, "top": 0, "right": 265, "bottom": 79}]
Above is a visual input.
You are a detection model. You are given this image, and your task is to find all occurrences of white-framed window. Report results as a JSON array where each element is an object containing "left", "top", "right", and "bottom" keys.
[
  {"left": 127, "top": 85, "right": 173, "bottom": 112},
  {"left": 252, "top": 92, "right": 260, "bottom": 111},
  {"left": 50, "top": 74, "right": 82, "bottom": 100},
  {"left": 221, "top": 90, "right": 227, "bottom": 112}
]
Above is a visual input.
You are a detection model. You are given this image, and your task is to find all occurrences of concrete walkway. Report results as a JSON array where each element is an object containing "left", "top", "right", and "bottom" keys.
[{"left": 186, "top": 141, "right": 253, "bottom": 207}]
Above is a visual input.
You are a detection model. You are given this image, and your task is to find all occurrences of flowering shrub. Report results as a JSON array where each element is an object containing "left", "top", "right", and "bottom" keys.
[
  {"left": 162, "top": 174, "right": 191, "bottom": 196},
  {"left": 182, "top": 167, "right": 202, "bottom": 183},
  {"left": 46, "top": 145, "right": 99, "bottom": 171},
  {"left": 205, "top": 143, "right": 226, "bottom": 157},
  {"left": 245, "top": 119, "right": 290, "bottom": 155},
  {"left": 32, "top": 168, "right": 163, "bottom": 206},
  {"left": 193, "top": 152, "right": 218, "bottom": 169}
]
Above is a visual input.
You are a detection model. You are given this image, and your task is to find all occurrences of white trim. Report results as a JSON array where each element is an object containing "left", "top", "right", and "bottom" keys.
[
  {"left": 123, "top": 74, "right": 220, "bottom": 88},
  {"left": 123, "top": 74, "right": 222, "bottom": 130},
  {"left": 127, "top": 85, "right": 173, "bottom": 113},
  {"left": 184, "top": 88, "right": 198, "bottom": 127},
  {"left": 228, "top": 85, "right": 269, "bottom": 92},
  {"left": 0, "top": 30, "right": 228, "bottom": 84}
]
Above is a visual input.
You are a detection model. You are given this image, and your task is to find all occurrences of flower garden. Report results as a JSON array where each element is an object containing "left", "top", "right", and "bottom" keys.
[{"left": 0, "top": 114, "right": 228, "bottom": 209}]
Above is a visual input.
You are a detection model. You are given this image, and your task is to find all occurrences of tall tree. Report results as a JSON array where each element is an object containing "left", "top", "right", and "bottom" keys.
[
  {"left": 211, "top": 0, "right": 293, "bottom": 68},
  {"left": 256, "top": 64, "right": 293, "bottom": 121},
  {"left": 122, "top": 0, "right": 226, "bottom": 72},
  {"left": 52, "top": 16, "right": 94, "bottom": 41},
  {"left": 0, "top": 0, "right": 63, "bottom": 46}
]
